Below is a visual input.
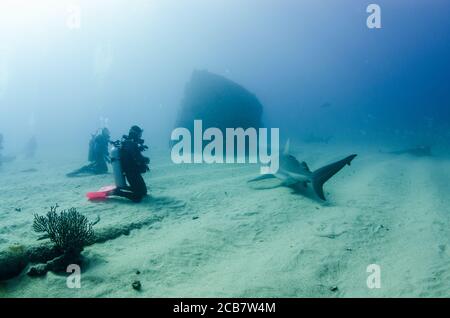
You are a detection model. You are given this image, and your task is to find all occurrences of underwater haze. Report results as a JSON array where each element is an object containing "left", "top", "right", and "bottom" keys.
[
  {"left": 1, "top": 0, "right": 449, "bottom": 151},
  {"left": 1, "top": 0, "right": 450, "bottom": 298}
]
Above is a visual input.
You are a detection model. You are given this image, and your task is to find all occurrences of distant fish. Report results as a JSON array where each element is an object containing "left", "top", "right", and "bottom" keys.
[
  {"left": 320, "top": 102, "right": 332, "bottom": 109},
  {"left": 21, "top": 168, "right": 38, "bottom": 173},
  {"left": 424, "top": 116, "right": 434, "bottom": 129},
  {"left": 303, "top": 133, "right": 333, "bottom": 144},
  {"left": 384, "top": 145, "right": 432, "bottom": 157}
]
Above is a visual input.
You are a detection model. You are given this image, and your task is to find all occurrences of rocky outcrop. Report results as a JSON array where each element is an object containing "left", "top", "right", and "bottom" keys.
[{"left": 175, "top": 70, "right": 264, "bottom": 133}]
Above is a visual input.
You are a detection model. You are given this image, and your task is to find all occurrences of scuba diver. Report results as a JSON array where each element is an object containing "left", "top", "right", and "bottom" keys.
[
  {"left": 24, "top": 136, "right": 37, "bottom": 159},
  {"left": 0, "top": 133, "right": 3, "bottom": 166},
  {"left": 110, "top": 125, "right": 149, "bottom": 202},
  {"left": 0, "top": 133, "right": 16, "bottom": 167},
  {"left": 67, "top": 128, "right": 111, "bottom": 177}
]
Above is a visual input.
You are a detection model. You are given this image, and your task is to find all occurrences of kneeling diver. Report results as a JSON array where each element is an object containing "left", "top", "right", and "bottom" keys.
[
  {"left": 110, "top": 125, "right": 149, "bottom": 202},
  {"left": 0, "top": 133, "right": 16, "bottom": 166},
  {"left": 67, "top": 128, "right": 111, "bottom": 177}
]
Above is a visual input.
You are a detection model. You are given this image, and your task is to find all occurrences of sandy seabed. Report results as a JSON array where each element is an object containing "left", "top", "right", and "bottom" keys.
[{"left": 0, "top": 143, "right": 449, "bottom": 297}]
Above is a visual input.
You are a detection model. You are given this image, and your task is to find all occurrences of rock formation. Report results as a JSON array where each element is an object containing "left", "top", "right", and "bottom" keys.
[{"left": 175, "top": 70, "right": 264, "bottom": 134}]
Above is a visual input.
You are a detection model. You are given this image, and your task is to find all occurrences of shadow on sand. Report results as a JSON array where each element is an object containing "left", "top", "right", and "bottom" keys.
[
  {"left": 248, "top": 179, "right": 327, "bottom": 204},
  {"left": 102, "top": 194, "right": 187, "bottom": 211}
]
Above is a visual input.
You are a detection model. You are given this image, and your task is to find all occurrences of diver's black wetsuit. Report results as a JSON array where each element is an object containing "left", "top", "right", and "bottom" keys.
[
  {"left": 113, "top": 138, "right": 149, "bottom": 202},
  {"left": 67, "top": 133, "right": 110, "bottom": 177}
]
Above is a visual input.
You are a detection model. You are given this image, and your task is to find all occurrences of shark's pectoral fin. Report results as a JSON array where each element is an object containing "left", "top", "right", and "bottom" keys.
[
  {"left": 247, "top": 174, "right": 276, "bottom": 183},
  {"left": 312, "top": 182, "right": 327, "bottom": 201},
  {"left": 248, "top": 174, "right": 284, "bottom": 190}
]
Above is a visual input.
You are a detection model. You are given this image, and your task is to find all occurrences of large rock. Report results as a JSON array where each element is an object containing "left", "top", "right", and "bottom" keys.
[{"left": 175, "top": 70, "right": 264, "bottom": 132}]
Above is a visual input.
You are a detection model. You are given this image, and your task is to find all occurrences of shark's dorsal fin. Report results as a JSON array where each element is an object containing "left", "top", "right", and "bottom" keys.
[
  {"left": 283, "top": 139, "right": 290, "bottom": 155},
  {"left": 300, "top": 161, "right": 311, "bottom": 172}
]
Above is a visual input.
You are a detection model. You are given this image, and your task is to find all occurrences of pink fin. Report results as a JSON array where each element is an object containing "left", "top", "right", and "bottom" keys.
[{"left": 87, "top": 185, "right": 116, "bottom": 201}]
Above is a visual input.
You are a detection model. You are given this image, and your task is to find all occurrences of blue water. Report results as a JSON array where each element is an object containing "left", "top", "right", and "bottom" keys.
[
  {"left": 1, "top": 0, "right": 449, "bottom": 152},
  {"left": 1, "top": 1, "right": 450, "bottom": 298}
]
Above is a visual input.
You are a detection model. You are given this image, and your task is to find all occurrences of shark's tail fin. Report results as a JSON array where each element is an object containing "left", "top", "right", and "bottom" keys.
[{"left": 311, "top": 154, "right": 357, "bottom": 200}]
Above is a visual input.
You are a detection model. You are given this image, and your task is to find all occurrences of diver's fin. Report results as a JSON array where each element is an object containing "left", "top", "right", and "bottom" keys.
[
  {"left": 311, "top": 154, "right": 357, "bottom": 200},
  {"left": 87, "top": 185, "right": 116, "bottom": 201},
  {"left": 247, "top": 174, "right": 276, "bottom": 183},
  {"left": 283, "top": 139, "right": 290, "bottom": 155}
]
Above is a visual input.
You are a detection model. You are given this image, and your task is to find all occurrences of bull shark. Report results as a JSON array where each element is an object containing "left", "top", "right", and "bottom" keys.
[
  {"left": 385, "top": 145, "right": 432, "bottom": 157},
  {"left": 248, "top": 141, "right": 357, "bottom": 200}
]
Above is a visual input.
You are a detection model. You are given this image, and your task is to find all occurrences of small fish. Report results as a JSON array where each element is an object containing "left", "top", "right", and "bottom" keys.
[
  {"left": 21, "top": 168, "right": 38, "bottom": 173},
  {"left": 303, "top": 134, "right": 333, "bottom": 144},
  {"left": 384, "top": 145, "right": 432, "bottom": 157}
]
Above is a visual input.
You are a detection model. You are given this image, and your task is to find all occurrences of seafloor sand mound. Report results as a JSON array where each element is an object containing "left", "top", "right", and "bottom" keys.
[{"left": 0, "top": 145, "right": 449, "bottom": 297}]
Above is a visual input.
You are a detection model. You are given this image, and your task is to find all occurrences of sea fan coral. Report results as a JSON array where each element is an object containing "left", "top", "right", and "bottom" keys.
[{"left": 33, "top": 205, "right": 97, "bottom": 255}]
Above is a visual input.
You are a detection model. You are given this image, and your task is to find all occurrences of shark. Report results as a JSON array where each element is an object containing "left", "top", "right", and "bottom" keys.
[
  {"left": 385, "top": 145, "right": 432, "bottom": 157},
  {"left": 248, "top": 141, "right": 357, "bottom": 200},
  {"left": 302, "top": 133, "right": 333, "bottom": 144}
]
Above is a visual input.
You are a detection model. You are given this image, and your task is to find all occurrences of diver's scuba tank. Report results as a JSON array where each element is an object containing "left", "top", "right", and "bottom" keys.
[{"left": 110, "top": 141, "right": 126, "bottom": 188}]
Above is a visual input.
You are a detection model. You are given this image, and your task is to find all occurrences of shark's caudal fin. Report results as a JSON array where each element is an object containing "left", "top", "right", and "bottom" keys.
[{"left": 311, "top": 154, "right": 357, "bottom": 200}]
